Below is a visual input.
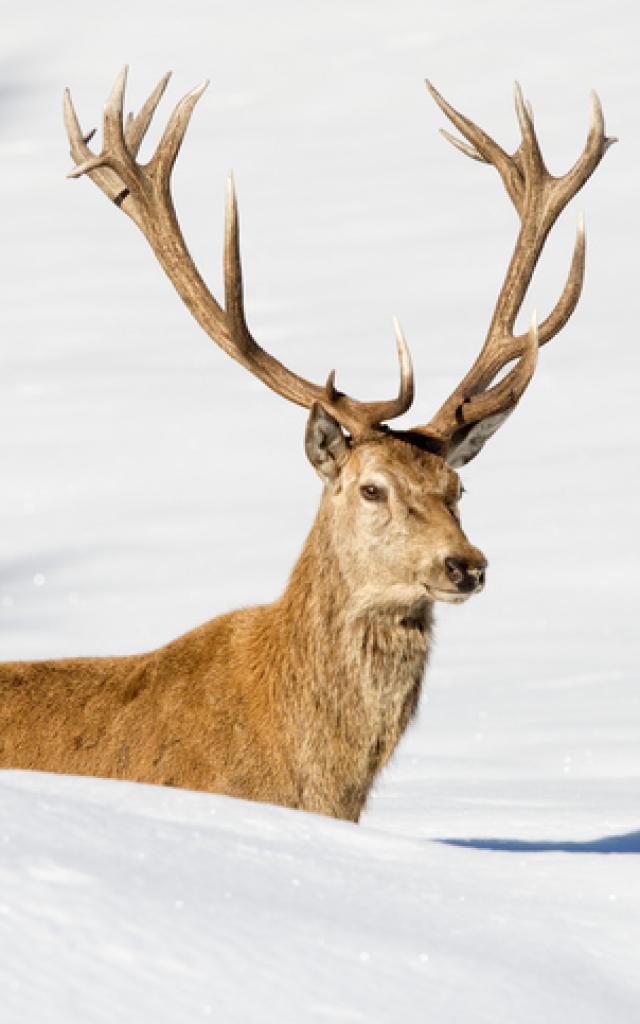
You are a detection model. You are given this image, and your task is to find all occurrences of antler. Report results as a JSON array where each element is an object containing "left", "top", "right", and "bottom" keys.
[
  {"left": 63, "top": 67, "right": 414, "bottom": 437},
  {"left": 411, "top": 82, "right": 614, "bottom": 467}
]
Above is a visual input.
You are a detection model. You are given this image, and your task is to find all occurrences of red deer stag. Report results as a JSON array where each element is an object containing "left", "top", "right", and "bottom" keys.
[{"left": 0, "top": 71, "right": 612, "bottom": 821}]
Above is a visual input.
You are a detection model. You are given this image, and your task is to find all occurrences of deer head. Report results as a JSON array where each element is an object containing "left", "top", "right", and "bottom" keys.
[{"left": 64, "top": 70, "right": 612, "bottom": 607}]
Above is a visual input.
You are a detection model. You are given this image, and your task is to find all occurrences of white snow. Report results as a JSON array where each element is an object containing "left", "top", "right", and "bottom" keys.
[{"left": 1, "top": 1, "right": 639, "bottom": 1021}]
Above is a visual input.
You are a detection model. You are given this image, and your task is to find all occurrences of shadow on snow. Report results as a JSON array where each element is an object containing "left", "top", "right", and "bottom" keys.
[{"left": 437, "top": 830, "right": 640, "bottom": 855}]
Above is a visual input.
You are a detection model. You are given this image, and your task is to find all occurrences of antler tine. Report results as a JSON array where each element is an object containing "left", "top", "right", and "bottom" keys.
[
  {"left": 392, "top": 317, "right": 415, "bottom": 410},
  {"left": 513, "top": 82, "right": 532, "bottom": 139},
  {"left": 63, "top": 87, "right": 87, "bottom": 158},
  {"left": 460, "top": 313, "right": 538, "bottom": 427},
  {"left": 490, "top": 215, "right": 586, "bottom": 369},
  {"left": 223, "top": 173, "right": 414, "bottom": 422},
  {"left": 65, "top": 150, "right": 108, "bottom": 179},
  {"left": 440, "top": 314, "right": 539, "bottom": 469},
  {"left": 149, "top": 80, "right": 209, "bottom": 181},
  {"left": 439, "top": 129, "right": 487, "bottom": 163},
  {"left": 64, "top": 88, "right": 105, "bottom": 179},
  {"left": 124, "top": 71, "right": 172, "bottom": 158},
  {"left": 426, "top": 80, "right": 520, "bottom": 209},
  {"left": 410, "top": 84, "right": 612, "bottom": 465},
  {"left": 102, "top": 65, "right": 128, "bottom": 154},
  {"left": 222, "top": 172, "right": 324, "bottom": 403},
  {"left": 224, "top": 173, "right": 247, "bottom": 340},
  {"left": 562, "top": 90, "right": 615, "bottom": 201},
  {"left": 426, "top": 80, "right": 508, "bottom": 168},
  {"left": 324, "top": 319, "right": 414, "bottom": 427},
  {"left": 520, "top": 214, "right": 586, "bottom": 350},
  {"left": 513, "top": 82, "right": 544, "bottom": 173}
]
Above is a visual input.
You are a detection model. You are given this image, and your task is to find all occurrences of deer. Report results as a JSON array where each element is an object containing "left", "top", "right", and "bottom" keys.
[{"left": 0, "top": 70, "right": 612, "bottom": 821}]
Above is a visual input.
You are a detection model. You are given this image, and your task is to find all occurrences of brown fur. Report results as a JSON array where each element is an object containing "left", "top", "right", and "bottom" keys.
[
  {"left": 34, "top": 74, "right": 602, "bottom": 815},
  {"left": 0, "top": 433, "right": 485, "bottom": 821},
  {"left": 39, "top": 73, "right": 607, "bottom": 819}
]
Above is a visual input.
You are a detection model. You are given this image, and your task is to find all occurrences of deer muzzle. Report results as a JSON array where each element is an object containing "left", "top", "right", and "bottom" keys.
[{"left": 444, "top": 555, "right": 487, "bottom": 594}]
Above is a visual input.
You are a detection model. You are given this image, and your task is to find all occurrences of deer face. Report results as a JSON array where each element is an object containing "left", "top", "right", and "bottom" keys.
[{"left": 306, "top": 406, "right": 487, "bottom": 608}]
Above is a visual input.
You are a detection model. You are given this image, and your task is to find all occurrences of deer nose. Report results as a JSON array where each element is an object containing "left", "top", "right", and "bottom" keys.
[{"left": 445, "top": 557, "right": 487, "bottom": 593}]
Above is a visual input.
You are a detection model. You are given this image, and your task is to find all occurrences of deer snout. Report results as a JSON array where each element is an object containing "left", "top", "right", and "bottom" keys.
[{"left": 444, "top": 554, "right": 487, "bottom": 593}]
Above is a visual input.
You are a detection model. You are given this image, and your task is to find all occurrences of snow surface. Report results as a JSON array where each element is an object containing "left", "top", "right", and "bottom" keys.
[{"left": 1, "top": 1, "right": 639, "bottom": 1020}]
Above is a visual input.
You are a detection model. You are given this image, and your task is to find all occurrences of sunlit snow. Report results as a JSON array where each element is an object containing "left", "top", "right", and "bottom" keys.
[{"left": 1, "top": 1, "right": 639, "bottom": 1021}]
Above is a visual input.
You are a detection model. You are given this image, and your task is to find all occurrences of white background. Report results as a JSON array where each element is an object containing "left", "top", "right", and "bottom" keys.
[{"left": 1, "top": 1, "right": 638, "bottom": 1021}]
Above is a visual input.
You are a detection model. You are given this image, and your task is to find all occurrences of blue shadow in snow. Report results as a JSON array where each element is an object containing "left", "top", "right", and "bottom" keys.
[{"left": 437, "top": 830, "right": 640, "bottom": 855}]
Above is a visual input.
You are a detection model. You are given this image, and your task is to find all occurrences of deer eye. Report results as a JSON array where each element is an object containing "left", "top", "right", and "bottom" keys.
[{"left": 360, "top": 483, "right": 387, "bottom": 502}]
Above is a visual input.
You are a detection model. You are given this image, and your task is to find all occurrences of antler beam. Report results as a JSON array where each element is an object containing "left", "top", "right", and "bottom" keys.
[
  {"left": 412, "top": 82, "right": 614, "bottom": 466},
  {"left": 64, "top": 67, "right": 414, "bottom": 437}
]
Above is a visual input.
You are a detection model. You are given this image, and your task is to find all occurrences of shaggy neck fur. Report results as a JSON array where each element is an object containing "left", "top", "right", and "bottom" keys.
[
  {"left": 271, "top": 493, "right": 434, "bottom": 821},
  {"left": 0, "top": 468, "right": 438, "bottom": 824}
]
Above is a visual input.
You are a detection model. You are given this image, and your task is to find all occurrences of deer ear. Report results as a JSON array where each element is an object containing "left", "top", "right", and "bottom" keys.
[
  {"left": 445, "top": 410, "right": 512, "bottom": 468},
  {"left": 305, "top": 403, "right": 350, "bottom": 485}
]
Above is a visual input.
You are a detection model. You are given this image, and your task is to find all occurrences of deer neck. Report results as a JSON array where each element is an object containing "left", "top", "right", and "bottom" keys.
[{"left": 274, "top": 495, "right": 433, "bottom": 817}]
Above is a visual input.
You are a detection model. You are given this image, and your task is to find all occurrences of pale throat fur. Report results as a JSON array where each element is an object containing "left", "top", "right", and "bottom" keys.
[{"left": 266, "top": 433, "right": 473, "bottom": 819}]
